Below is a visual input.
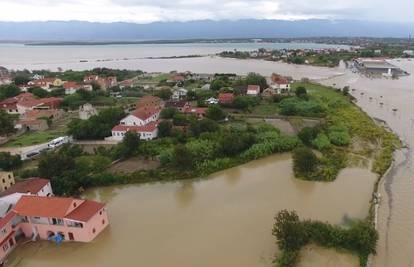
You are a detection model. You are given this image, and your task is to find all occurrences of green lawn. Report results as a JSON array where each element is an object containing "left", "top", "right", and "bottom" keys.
[
  {"left": 251, "top": 102, "right": 280, "bottom": 116},
  {"left": 4, "top": 131, "right": 64, "bottom": 147}
]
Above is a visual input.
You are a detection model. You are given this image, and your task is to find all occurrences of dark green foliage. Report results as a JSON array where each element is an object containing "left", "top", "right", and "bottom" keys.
[
  {"left": 13, "top": 75, "right": 30, "bottom": 86},
  {"left": 0, "top": 84, "right": 21, "bottom": 100},
  {"left": 205, "top": 106, "right": 226, "bottom": 121},
  {"left": 297, "top": 127, "right": 319, "bottom": 146},
  {"left": 295, "top": 86, "right": 308, "bottom": 99},
  {"left": 293, "top": 147, "right": 318, "bottom": 176},
  {"left": 273, "top": 210, "right": 309, "bottom": 251},
  {"left": 210, "top": 79, "right": 227, "bottom": 91},
  {"left": 0, "top": 152, "right": 22, "bottom": 171},
  {"left": 279, "top": 98, "right": 325, "bottom": 117},
  {"left": 112, "top": 131, "right": 140, "bottom": 159},
  {"left": 232, "top": 95, "right": 259, "bottom": 110},
  {"left": 157, "top": 120, "right": 173, "bottom": 137},
  {"left": 28, "top": 87, "right": 49, "bottom": 98},
  {"left": 218, "top": 129, "right": 255, "bottom": 156},
  {"left": 189, "top": 118, "right": 219, "bottom": 137},
  {"left": 67, "top": 107, "right": 125, "bottom": 140},
  {"left": 0, "top": 110, "right": 15, "bottom": 135},
  {"left": 172, "top": 145, "right": 193, "bottom": 169},
  {"left": 172, "top": 113, "right": 189, "bottom": 126},
  {"left": 155, "top": 88, "right": 172, "bottom": 100},
  {"left": 160, "top": 107, "right": 177, "bottom": 119},
  {"left": 245, "top": 72, "right": 268, "bottom": 90},
  {"left": 273, "top": 210, "right": 378, "bottom": 267}
]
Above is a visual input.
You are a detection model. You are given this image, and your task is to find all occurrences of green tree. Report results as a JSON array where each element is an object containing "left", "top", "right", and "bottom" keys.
[
  {"left": 118, "top": 131, "right": 140, "bottom": 158},
  {"left": 155, "top": 88, "right": 172, "bottom": 100},
  {"left": 272, "top": 210, "right": 309, "bottom": 251},
  {"left": 295, "top": 86, "right": 308, "bottom": 99},
  {"left": 38, "top": 152, "right": 76, "bottom": 179},
  {"left": 189, "top": 118, "right": 219, "bottom": 137},
  {"left": 0, "top": 84, "right": 21, "bottom": 100},
  {"left": 210, "top": 79, "right": 227, "bottom": 91},
  {"left": 245, "top": 73, "right": 268, "bottom": 90},
  {"left": 28, "top": 87, "right": 49, "bottom": 98},
  {"left": 158, "top": 120, "right": 173, "bottom": 137},
  {"left": 205, "top": 106, "right": 226, "bottom": 121},
  {"left": 160, "top": 107, "right": 177, "bottom": 119},
  {"left": 293, "top": 147, "right": 318, "bottom": 176},
  {"left": 0, "top": 152, "right": 22, "bottom": 171},
  {"left": 0, "top": 110, "right": 15, "bottom": 135},
  {"left": 13, "top": 75, "right": 30, "bottom": 86},
  {"left": 298, "top": 127, "right": 319, "bottom": 146},
  {"left": 172, "top": 144, "right": 193, "bottom": 169}
]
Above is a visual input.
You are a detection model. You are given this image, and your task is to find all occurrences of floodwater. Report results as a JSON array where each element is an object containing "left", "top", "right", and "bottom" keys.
[
  {"left": 321, "top": 59, "right": 414, "bottom": 267},
  {"left": 6, "top": 154, "right": 374, "bottom": 267},
  {"left": 0, "top": 43, "right": 345, "bottom": 80}
]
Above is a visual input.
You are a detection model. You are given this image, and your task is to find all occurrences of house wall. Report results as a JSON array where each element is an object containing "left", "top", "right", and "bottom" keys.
[
  {"left": 19, "top": 208, "right": 109, "bottom": 243},
  {"left": 112, "top": 128, "right": 158, "bottom": 141},
  {"left": 37, "top": 182, "right": 53, "bottom": 196},
  {"left": 0, "top": 172, "right": 15, "bottom": 192},
  {"left": 121, "top": 112, "right": 159, "bottom": 126},
  {"left": 0, "top": 216, "right": 17, "bottom": 263}
]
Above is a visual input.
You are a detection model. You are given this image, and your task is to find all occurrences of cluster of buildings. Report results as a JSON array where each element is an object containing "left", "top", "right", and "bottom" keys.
[
  {"left": 0, "top": 172, "right": 109, "bottom": 264},
  {"left": 0, "top": 92, "right": 63, "bottom": 132}
]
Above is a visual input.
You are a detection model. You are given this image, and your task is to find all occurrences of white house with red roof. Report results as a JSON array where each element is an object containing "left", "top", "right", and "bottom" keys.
[
  {"left": 111, "top": 106, "right": 160, "bottom": 141},
  {"left": 270, "top": 78, "right": 291, "bottom": 94},
  {"left": 246, "top": 85, "right": 261, "bottom": 96}
]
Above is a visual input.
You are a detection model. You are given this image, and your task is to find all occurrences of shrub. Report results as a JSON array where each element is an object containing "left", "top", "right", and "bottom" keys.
[
  {"left": 328, "top": 130, "right": 350, "bottom": 146},
  {"left": 312, "top": 133, "right": 331, "bottom": 150},
  {"left": 292, "top": 147, "right": 318, "bottom": 177},
  {"left": 0, "top": 152, "right": 22, "bottom": 171},
  {"left": 298, "top": 127, "right": 319, "bottom": 146}
]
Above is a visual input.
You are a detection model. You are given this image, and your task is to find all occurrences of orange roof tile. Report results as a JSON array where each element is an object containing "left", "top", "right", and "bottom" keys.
[
  {"left": 131, "top": 107, "right": 160, "bottom": 121},
  {"left": 13, "top": 195, "right": 76, "bottom": 218},
  {"left": 0, "top": 178, "right": 49, "bottom": 197},
  {"left": 65, "top": 200, "right": 105, "bottom": 222},
  {"left": 112, "top": 121, "right": 158, "bottom": 133}
]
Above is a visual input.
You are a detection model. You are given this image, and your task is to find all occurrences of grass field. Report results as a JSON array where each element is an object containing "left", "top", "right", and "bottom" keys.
[{"left": 4, "top": 131, "right": 64, "bottom": 147}]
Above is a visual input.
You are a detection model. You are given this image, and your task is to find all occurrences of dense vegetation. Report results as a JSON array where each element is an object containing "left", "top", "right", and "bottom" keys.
[
  {"left": 273, "top": 210, "right": 378, "bottom": 267},
  {"left": 67, "top": 107, "right": 125, "bottom": 140},
  {"left": 0, "top": 110, "right": 15, "bottom": 135},
  {"left": 0, "top": 152, "right": 22, "bottom": 171}
]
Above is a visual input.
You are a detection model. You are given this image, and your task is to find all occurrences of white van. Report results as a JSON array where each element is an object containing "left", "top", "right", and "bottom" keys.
[{"left": 48, "top": 136, "right": 70, "bottom": 148}]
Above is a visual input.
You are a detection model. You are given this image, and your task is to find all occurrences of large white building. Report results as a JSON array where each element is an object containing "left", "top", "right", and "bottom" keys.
[{"left": 111, "top": 107, "right": 160, "bottom": 141}]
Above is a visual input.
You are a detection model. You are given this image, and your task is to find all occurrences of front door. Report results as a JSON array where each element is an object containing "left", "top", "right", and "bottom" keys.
[{"left": 68, "top": 232, "right": 74, "bottom": 241}]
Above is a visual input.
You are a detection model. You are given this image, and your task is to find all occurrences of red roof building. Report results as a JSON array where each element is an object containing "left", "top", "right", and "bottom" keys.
[
  {"left": 0, "top": 178, "right": 52, "bottom": 197},
  {"left": 218, "top": 93, "right": 235, "bottom": 104},
  {"left": 246, "top": 85, "right": 261, "bottom": 96}
]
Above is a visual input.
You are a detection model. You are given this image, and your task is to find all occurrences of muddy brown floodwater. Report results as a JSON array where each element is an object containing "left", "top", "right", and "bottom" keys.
[
  {"left": 321, "top": 59, "right": 414, "bottom": 267},
  {"left": 6, "top": 154, "right": 375, "bottom": 267}
]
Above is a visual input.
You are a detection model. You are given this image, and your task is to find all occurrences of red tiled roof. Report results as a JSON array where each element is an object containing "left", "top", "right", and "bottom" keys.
[
  {"left": 247, "top": 85, "right": 260, "bottom": 93},
  {"left": 0, "top": 178, "right": 50, "bottom": 197},
  {"left": 0, "top": 211, "right": 16, "bottom": 230},
  {"left": 131, "top": 107, "right": 160, "bottom": 121},
  {"left": 64, "top": 81, "right": 80, "bottom": 89},
  {"left": 13, "top": 195, "right": 76, "bottom": 218},
  {"left": 274, "top": 79, "right": 289, "bottom": 85},
  {"left": 112, "top": 121, "right": 158, "bottom": 133},
  {"left": 165, "top": 100, "right": 189, "bottom": 108},
  {"left": 24, "top": 109, "right": 58, "bottom": 119},
  {"left": 218, "top": 93, "right": 234, "bottom": 103},
  {"left": 17, "top": 97, "right": 62, "bottom": 109},
  {"left": 65, "top": 200, "right": 105, "bottom": 222}
]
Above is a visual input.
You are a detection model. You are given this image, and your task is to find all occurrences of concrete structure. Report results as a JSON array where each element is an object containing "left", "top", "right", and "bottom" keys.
[
  {"left": 111, "top": 122, "right": 158, "bottom": 141},
  {"left": 218, "top": 93, "right": 234, "bottom": 104},
  {"left": 79, "top": 103, "right": 98, "bottom": 120},
  {"left": 0, "top": 172, "right": 15, "bottom": 193},
  {"left": 353, "top": 58, "right": 408, "bottom": 77},
  {"left": 171, "top": 88, "right": 188, "bottom": 101},
  {"left": 0, "top": 178, "right": 53, "bottom": 198}
]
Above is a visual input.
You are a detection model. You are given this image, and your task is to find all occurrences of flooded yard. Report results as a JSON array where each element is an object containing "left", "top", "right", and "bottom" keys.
[{"left": 6, "top": 154, "right": 376, "bottom": 267}]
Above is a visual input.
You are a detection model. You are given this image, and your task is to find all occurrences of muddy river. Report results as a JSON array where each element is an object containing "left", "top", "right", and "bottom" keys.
[
  {"left": 6, "top": 154, "right": 375, "bottom": 267},
  {"left": 321, "top": 59, "right": 414, "bottom": 267}
]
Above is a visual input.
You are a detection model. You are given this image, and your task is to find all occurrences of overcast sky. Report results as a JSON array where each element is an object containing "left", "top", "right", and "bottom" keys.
[{"left": 1, "top": 0, "right": 413, "bottom": 23}]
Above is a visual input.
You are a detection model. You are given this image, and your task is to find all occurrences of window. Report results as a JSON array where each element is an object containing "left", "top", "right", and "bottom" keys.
[
  {"left": 102, "top": 219, "right": 105, "bottom": 225},
  {"left": 99, "top": 211, "right": 102, "bottom": 215},
  {"left": 1, "top": 228, "right": 7, "bottom": 234},
  {"left": 92, "top": 228, "right": 96, "bottom": 234},
  {"left": 2, "top": 179, "right": 5, "bottom": 183},
  {"left": 3, "top": 243, "right": 9, "bottom": 252},
  {"left": 73, "top": 202, "right": 77, "bottom": 208}
]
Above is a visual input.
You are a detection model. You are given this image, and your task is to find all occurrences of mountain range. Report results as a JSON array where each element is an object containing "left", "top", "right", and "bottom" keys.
[{"left": 0, "top": 19, "right": 413, "bottom": 42}]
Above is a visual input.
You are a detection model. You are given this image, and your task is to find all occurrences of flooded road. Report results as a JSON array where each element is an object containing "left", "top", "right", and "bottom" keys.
[
  {"left": 321, "top": 59, "right": 414, "bottom": 267},
  {"left": 7, "top": 154, "right": 375, "bottom": 267}
]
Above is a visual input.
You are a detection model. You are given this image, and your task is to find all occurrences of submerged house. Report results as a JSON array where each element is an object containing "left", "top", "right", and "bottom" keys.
[{"left": 0, "top": 178, "right": 109, "bottom": 264}]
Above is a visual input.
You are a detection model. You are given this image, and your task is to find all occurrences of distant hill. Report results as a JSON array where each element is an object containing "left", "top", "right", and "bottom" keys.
[{"left": 0, "top": 19, "right": 413, "bottom": 42}]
